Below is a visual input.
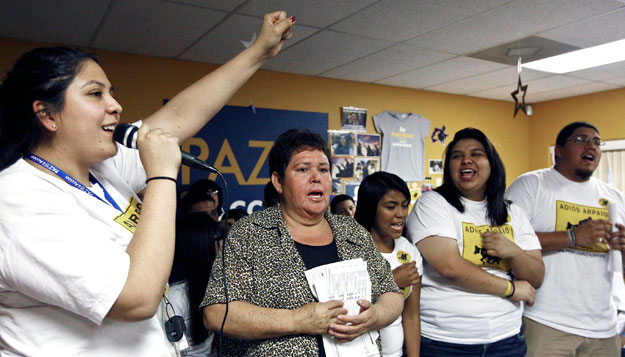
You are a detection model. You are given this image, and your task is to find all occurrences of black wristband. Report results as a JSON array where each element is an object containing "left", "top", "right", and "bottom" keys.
[
  {"left": 146, "top": 176, "right": 177, "bottom": 184},
  {"left": 507, "top": 281, "right": 516, "bottom": 298}
]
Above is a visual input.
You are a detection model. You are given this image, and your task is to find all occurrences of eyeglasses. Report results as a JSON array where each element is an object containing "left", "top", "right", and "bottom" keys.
[{"left": 567, "top": 136, "right": 605, "bottom": 147}]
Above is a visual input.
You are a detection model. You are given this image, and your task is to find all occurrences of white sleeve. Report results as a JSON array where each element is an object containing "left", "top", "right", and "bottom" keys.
[
  {"left": 410, "top": 243, "right": 424, "bottom": 276},
  {"left": 109, "top": 120, "right": 147, "bottom": 194},
  {"left": 505, "top": 173, "right": 537, "bottom": 222},
  {"left": 406, "top": 191, "right": 457, "bottom": 245},
  {"left": 0, "top": 188, "right": 129, "bottom": 325},
  {"left": 109, "top": 144, "right": 146, "bottom": 194},
  {"left": 509, "top": 204, "right": 542, "bottom": 251}
]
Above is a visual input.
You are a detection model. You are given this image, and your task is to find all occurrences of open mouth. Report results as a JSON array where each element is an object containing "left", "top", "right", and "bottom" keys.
[
  {"left": 391, "top": 222, "right": 404, "bottom": 231},
  {"left": 582, "top": 153, "right": 595, "bottom": 163},
  {"left": 102, "top": 124, "right": 116, "bottom": 133},
  {"left": 308, "top": 190, "right": 324, "bottom": 201},
  {"left": 460, "top": 169, "right": 476, "bottom": 180}
]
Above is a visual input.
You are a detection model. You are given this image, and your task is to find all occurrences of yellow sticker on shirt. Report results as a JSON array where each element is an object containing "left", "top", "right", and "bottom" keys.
[
  {"left": 462, "top": 222, "right": 515, "bottom": 272},
  {"left": 114, "top": 196, "right": 142, "bottom": 234},
  {"left": 555, "top": 200, "right": 608, "bottom": 253},
  {"left": 396, "top": 250, "right": 412, "bottom": 264},
  {"left": 400, "top": 286, "right": 411, "bottom": 299},
  {"left": 396, "top": 250, "right": 413, "bottom": 299}
]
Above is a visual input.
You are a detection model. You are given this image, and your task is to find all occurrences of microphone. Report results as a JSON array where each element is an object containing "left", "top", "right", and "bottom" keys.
[{"left": 113, "top": 123, "right": 218, "bottom": 173}]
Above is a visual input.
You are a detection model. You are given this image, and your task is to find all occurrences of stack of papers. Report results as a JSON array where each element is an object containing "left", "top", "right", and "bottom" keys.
[{"left": 304, "top": 259, "right": 379, "bottom": 357}]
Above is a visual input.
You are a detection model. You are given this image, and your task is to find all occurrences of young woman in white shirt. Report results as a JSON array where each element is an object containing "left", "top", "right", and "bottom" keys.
[
  {"left": 406, "top": 128, "right": 544, "bottom": 356},
  {"left": 356, "top": 171, "right": 422, "bottom": 357}
]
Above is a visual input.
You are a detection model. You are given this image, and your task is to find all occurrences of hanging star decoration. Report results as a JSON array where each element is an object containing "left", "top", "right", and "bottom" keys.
[
  {"left": 511, "top": 58, "right": 529, "bottom": 118},
  {"left": 431, "top": 125, "right": 448, "bottom": 144},
  {"left": 511, "top": 76, "right": 528, "bottom": 118}
]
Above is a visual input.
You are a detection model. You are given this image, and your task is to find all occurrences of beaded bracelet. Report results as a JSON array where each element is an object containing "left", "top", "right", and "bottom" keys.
[{"left": 146, "top": 176, "right": 177, "bottom": 184}]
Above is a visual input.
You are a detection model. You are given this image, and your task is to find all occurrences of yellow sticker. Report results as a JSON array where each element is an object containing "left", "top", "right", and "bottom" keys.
[
  {"left": 400, "top": 286, "right": 410, "bottom": 299},
  {"left": 462, "top": 222, "right": 515, "bottom": 272},
  {"left": 114, "top": 196, "right": 142, "bottom": 234},
  {"left": 396, "top": 250, "right": 412, "bottom": 264},
  {"left": 396, "top": 250, "right": 413, "bottom": 298},
  {"left": 555, "top": 200, "right": 608, "bottom": 253}
]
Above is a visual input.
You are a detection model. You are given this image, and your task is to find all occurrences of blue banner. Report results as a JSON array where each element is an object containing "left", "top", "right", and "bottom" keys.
[{"left": 178, "top": 105, "right": 328, "bottom": 214}]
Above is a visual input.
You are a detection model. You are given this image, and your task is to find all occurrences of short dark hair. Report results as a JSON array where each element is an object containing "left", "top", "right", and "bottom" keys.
[
  {"left": 435, "top": 128, "right": 509, "bottom": 226},
  {"left": 268, "top": 128, "right": 331, "bottom": 180},
  {"left": 178, "top": 179, "right": 222, "bottom": 216},
  {"left": 555, "top": 121, "right": 599, "bottom": 147},
  {"left": 354, "top": 171, "right": 410, "bottom": 232},
  {"left": 0, "top": 47, "right": 99, "bottom": 171},
  {"left": 330, "top": 194, "right": 355, "bottom": 214}
]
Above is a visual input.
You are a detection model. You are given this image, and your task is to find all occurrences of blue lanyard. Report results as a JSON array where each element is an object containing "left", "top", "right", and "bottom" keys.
[{"left": 26, "top": 153, "right": 124, "bottom": 213}]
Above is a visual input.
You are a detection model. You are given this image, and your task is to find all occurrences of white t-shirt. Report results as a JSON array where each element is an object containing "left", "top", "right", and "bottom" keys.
[
  {"left": 379, "top": 237, "right": 423, "bottom": 357},
  {"left": 0, "top": 144, "right": 172, "bottom": 356},
  {"left": 506, "top": 167, "right": 625, "bottom": 338},
  {"left": 406, "top": 191, "right": 541, "bottom": 344}
]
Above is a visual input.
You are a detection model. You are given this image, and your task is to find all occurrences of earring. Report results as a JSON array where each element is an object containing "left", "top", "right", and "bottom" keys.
[{"left": 51, "top": 123, "right": 57, "bottom": 129}]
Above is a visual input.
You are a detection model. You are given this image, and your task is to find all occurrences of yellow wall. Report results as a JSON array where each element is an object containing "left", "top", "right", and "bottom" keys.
[{"left": 6, "top": 37, "right": 622, "bottom": 186}]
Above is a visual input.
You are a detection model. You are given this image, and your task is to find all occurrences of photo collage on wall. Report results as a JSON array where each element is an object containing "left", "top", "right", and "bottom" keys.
[{"left": 329, "top": 107, "right": 381, "bottom": 202}]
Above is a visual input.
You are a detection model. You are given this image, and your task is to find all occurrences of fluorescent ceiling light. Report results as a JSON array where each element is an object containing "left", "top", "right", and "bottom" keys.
[{"left": 522, "top": 38, "right": 625, "bottom": 74}]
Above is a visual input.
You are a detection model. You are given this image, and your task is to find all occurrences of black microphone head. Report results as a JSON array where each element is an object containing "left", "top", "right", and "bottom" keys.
[{"left": 113, "top": 123, "right": 138, "bottom": 149}]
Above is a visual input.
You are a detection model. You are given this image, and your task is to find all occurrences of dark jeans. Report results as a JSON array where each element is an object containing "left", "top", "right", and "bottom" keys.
[{"left": 421, "top": 332, "right": 527, "bottom": 357}]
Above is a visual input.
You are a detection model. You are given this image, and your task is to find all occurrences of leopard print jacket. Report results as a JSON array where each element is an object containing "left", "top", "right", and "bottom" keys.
[{"left": 201, "top": 205, "right": 400, "bottom": 356}]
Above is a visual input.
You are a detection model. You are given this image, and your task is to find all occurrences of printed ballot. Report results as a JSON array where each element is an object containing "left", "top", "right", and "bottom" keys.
[{"left": 304, "top": 259, "right": 379, "bottom": 357}]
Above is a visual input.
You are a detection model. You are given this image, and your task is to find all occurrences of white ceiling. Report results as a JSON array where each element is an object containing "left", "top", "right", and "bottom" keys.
[{"left": 2, "top": 0, "right": 625, "bottom": 103}]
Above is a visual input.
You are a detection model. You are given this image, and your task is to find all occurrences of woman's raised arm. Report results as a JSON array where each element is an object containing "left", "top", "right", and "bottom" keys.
[{"left": 143, "top": 11, "right": 294, "bottom": 143}]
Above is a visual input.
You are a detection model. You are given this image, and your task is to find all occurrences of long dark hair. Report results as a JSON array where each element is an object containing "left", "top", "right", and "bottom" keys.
[
  {"left": 0, "top": 47, "right": 99, "bottom": 171},
  {"left": 169, "top": 212, "right": 219, "bottom": 344},
  {"left": 355, "top": 171, "right": 410, "bottom": 232},
  {"left": 435, "top": 128, "right": 509, "bottom": 226}
]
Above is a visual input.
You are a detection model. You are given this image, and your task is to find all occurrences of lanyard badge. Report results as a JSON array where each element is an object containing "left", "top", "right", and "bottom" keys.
[{"left": 26, "top": 153, "right": 140, "bottom": 233}]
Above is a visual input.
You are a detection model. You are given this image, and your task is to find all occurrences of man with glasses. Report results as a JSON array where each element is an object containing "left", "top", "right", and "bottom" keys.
[{"left": 506, "top": 121, "right": 625, "bottom": 356}]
